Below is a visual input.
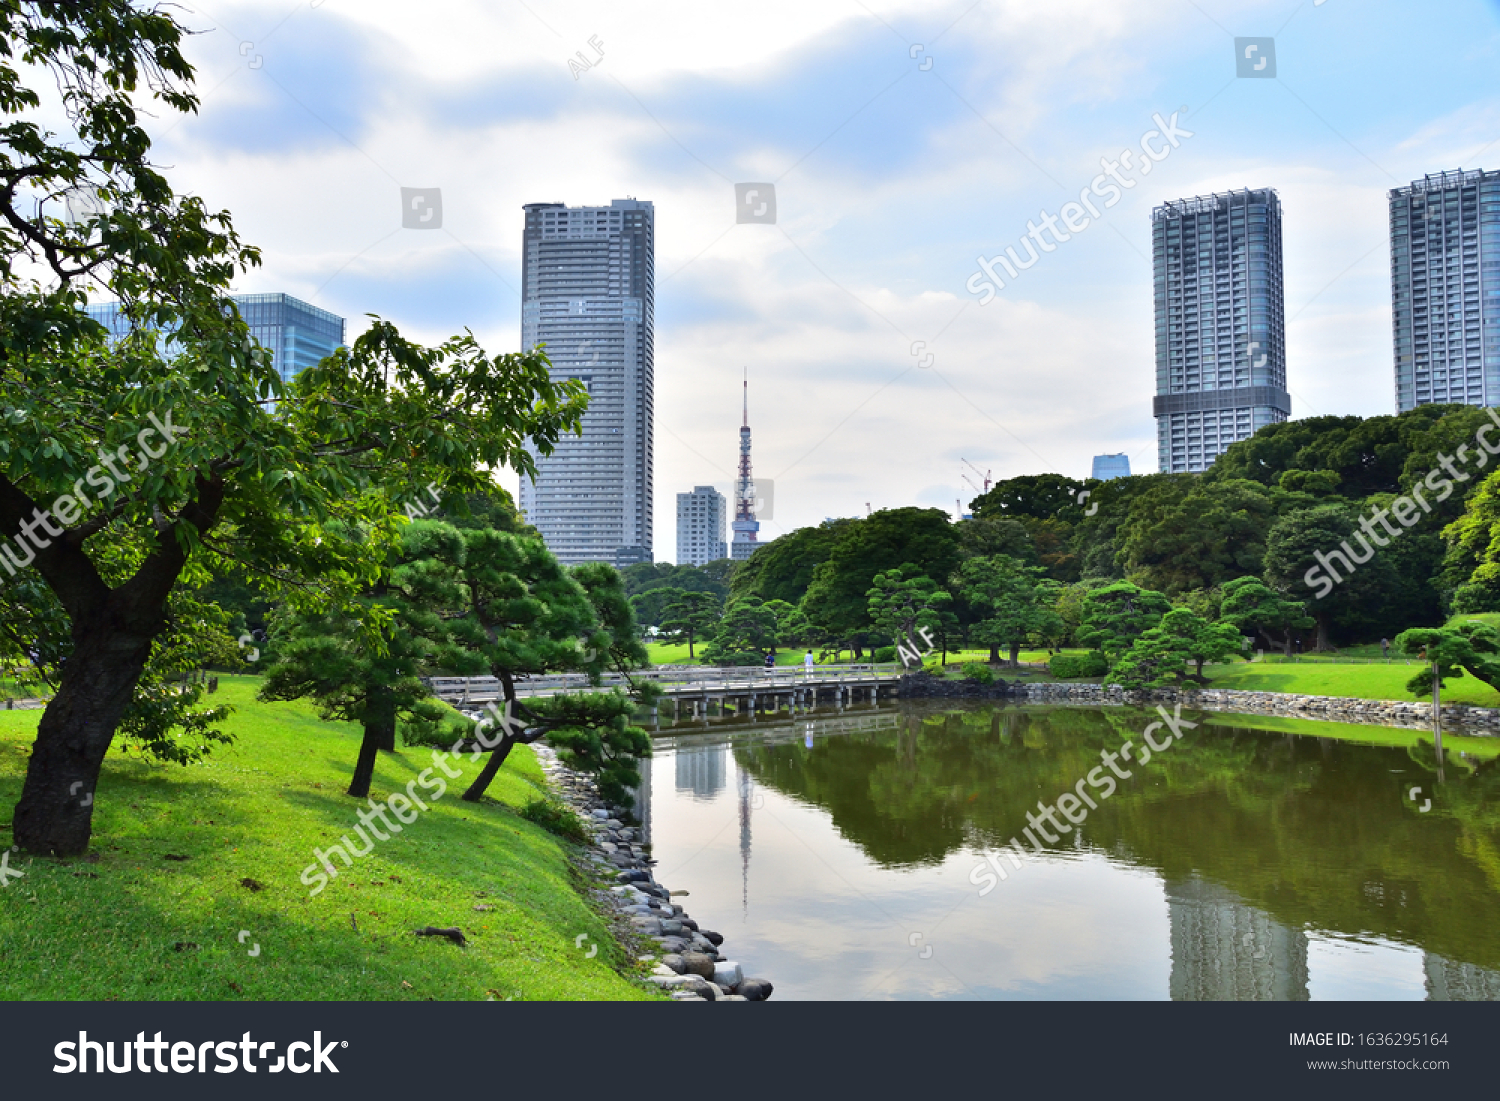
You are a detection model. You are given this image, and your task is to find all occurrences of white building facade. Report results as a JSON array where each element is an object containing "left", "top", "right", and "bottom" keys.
[
  {"left": 517, "top": 199, "right": 654, "bottom": 567},
  {"left": 676, "top": 486, "right": 727, "bottom": 566}
]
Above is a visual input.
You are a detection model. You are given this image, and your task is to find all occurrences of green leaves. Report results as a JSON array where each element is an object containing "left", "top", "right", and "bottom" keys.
[
  {"left": 1108, "top": 607, "right": 1242, "bottom": 688},
  {"left": 1393, "top": 623, "right": 1500, "bottom": 699},
  {"left": 1076, "top": 581, "right": 1171, "bottom": 661},
  {"left": 952, "top": 554, "right": 1057, "bottom": 661},
  {"left": 866, "top": 567, "right": 953, "bottom": 650},
  {"left": 1219, "top": 576, "right": 1312, "bottom": 654}
]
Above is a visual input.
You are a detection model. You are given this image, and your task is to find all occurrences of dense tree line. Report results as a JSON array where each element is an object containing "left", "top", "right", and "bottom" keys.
[{"left": 696, "top": 403, "right": 1500, "bottom": 677}]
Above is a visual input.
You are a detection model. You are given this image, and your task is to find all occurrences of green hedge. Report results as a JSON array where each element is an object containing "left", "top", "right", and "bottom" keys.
[
  {"left": 960, "top": 662, "right": 996, "bottom": 684},
  {"left": 1050, "top": 651, "right": 1109, "bottom": 678}
]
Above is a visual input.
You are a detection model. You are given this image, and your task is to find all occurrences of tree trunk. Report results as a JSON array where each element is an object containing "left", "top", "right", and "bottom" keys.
[
  {"left": 462, "top": 735, "right": 518, "bottom": 802},
  {"left": 12, "top": 623, "right": 156, "bottom": 855},
  {"left": 687, "top": 631, "right": 694, "bottom": 660},
  {"left": 1314, "top": 612, "right": 1331, "bottom": 653},
  {"left": 347, "top": 725, "right": 384, "bottom": 799},
  {"left": 1260, "top": 628, "right": 1290, "bottom": 658},
  {"left": 1008, "top": 641, "right": 1021, "bottom": 667},
  {"left": 988, "top": 643, "right": 1000, "bottom": 663},
  {"left": 348, "top": 689, "right": 397, "bottom": 797}
]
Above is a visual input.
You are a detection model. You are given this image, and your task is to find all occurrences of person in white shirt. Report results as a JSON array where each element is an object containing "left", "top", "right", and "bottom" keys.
[{"left": 803, "top": 650, "right": 815, "bottom": 679}]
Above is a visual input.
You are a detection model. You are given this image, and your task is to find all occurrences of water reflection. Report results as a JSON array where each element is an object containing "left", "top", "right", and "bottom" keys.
[
  {"left": 1166, "top": 876, "right": 1308, "bottom": 1001},
  {"left": 643, "top": 701, "right": 1500, "bottom": 1000},
  {"left": 674, "top": 741, "right": 726, "bottom": 800}
]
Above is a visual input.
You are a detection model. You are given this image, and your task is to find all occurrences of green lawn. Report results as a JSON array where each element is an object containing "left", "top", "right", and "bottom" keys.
[
  {"left": 1205, "top": 661, "right": 1500, "bottom": 707},
  {"left": 0, "top": 676, "right": 657, "bottom": 1001},
  {"left": 1193, "top": 710, "right": 1500, "bottom": 759},
  {"left": 1447, "top": 612, "right": 1500, "bottom": 631}
]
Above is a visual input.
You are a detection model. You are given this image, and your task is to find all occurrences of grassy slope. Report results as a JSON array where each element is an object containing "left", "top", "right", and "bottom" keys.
[
  {"left": 0, "top": 676, "right": 655, "bottom": 1001},
  {"left": 1205, "top": 661, "right": 1500, "bottom": 707}
]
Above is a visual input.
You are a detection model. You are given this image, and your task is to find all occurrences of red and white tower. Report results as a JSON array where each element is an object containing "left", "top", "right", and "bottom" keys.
[{"left": 730, "top": 370, "right": 760, "bottom": 560}]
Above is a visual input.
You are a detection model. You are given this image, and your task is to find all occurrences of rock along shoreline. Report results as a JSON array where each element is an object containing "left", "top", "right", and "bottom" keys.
[
  {"left": 897, "top": 672, "right": 1500, "bottom": 736},
  {"left": 533, "top": 743, "right": 773, "bottom": 1003}
]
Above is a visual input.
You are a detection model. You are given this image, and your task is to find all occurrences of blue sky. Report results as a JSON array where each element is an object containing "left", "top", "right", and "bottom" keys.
[{"left": 145, "top": 0, "right": 1500, "bottom": 558}]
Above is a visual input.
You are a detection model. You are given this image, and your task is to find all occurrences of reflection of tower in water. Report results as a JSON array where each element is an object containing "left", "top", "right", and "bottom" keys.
[
  {"left": 1166, "top": 876, "right": 1309, "bottom": 1000},
  {"left": 1423, "top": 952, "right": 1500, "bottom": 1000},
  {"left": 674, "top": 741, "right": 726, "bottom": 800},
  {"left": 738, "top": 763, "right": 752, "bottom": 917}
]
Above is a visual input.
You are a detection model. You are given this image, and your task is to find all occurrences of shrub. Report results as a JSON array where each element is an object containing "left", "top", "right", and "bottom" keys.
[
  {"left": 519, "top": 797, "right": 593, "bottom": 844},
  {"left": 960, "top": 662, "right": 996, "bottom": 684},
  {"left": 1050, "top": 651, "right": 1109, "bottom": 678},
  {"left": 716, "top": 650, "right": 764, "bottom": 667},
  {"left": 872, "top": 645, "right": 898, "bottom": 663}
]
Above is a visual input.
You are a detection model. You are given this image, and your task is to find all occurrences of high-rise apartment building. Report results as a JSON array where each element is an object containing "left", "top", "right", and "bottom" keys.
[
  {"left": 1090, "top": 453, "right": 1131, "bottom": 481},
  {"left": 1390, "top": 168, "right": 1500, "bottom": 411},
  {"left": 517, "top": 199, "right": 655, "bottom": 566},
  {"left": 1152, "top": 188, "right": 1290, "bottom": 473},
  {"left": 86, "top": 293, "right": 344, "bottom": 383},
  {"left": 676, "top": 485, "right": 727, "bottom": 566}
]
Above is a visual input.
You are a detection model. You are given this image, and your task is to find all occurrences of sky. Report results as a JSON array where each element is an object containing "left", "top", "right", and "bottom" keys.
[{"left": 137, "top": 0, "right": 1500, "bottom": 560}]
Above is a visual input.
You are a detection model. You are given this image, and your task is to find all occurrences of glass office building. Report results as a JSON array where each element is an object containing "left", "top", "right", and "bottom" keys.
[
  {"left": 1390, "top": 168, "right": 1500, "bottom": 411},
  {"left": 517, "top": 198, "right": 655, "bottom": 567},
  {"left": 1090, "top": 453, "right": 1131, "bottom": 481},
  {"left": 86, "top": 293, "right": 345, "bottom": 383},
  {"left": 1152, "top": 188, "right": 1290, "bottom": 473}
]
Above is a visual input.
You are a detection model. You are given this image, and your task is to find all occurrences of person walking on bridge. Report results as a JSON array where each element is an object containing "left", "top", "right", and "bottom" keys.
[{"left": 803, "top": 650, "right": 815, "bottom": 680}]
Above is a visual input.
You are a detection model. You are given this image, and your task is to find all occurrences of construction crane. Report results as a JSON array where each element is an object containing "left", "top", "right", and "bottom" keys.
[
  {"left": 865, "top": 502, "right": 872, "bottom": 517},
  {"left": 961, "top": 459, "right": 992, "bottom": 494},
  {"left": 960, "top": 473, "right": 984, "bottom": 496}
]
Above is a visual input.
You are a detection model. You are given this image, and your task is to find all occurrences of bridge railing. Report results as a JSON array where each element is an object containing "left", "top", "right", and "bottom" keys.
[{"left": 423, "top": 663, "right": 906, "bottom": 703}]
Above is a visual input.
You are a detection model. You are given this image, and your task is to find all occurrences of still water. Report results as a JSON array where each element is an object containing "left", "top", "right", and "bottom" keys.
[{"left": 640, "top": 701, "right": 1500, "bottom": 1000}]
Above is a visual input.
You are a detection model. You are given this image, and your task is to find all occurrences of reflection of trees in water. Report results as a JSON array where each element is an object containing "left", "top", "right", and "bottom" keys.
[{"left": 733, "top": 701, "right": 1500, "bottom": 977}]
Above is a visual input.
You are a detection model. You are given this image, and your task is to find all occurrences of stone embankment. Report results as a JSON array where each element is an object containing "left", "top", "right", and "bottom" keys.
[
  {"left": 533, "top": 744, "right": 773, "bottom": 1002},
  {"left": 897, "top": 673, "right": 1500, "bottom": 735}
]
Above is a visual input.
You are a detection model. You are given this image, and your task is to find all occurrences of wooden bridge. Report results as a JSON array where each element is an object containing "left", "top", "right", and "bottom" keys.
[{"left": 424, "top": 664, "right": 906, "bottom": 726}]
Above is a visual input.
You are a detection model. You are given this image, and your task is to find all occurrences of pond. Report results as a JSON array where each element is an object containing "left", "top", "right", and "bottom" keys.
[{"left": 639, "top": 701, "right": 1500, "bottom": 1000}]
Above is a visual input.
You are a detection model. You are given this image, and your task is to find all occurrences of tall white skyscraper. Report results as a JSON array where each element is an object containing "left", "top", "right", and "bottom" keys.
[
  {"left": 1152, "top": 188, "right": 1290, "bottom": 473},
  {"left": 517, "top": 199, "right": 654, "bottom": 567},
  {"left": 676, "top": 486, "right": 727, "bottom": 566},
  {"left": 1390, "top": 168, "right": 1500, "bottom": 411}
]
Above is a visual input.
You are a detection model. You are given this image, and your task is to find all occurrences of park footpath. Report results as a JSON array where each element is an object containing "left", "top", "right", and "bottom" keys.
[{"left": 532, "top": 743, "right": 774, "bottom": 1003}]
